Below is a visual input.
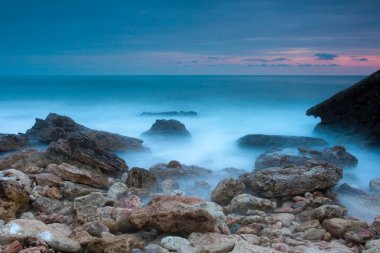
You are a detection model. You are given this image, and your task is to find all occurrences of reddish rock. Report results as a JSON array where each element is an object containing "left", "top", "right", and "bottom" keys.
[
  {"left": 0, "top": 180, "right": 29, "bottom": 221},
  {"left": 2, "top": 241, "right": 23, "bottom": 253},
  {"left": 345, "top": 228, "right": 376, "bottom": 243}
]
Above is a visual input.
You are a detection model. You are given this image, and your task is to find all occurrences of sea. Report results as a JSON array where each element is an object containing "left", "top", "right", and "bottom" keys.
[{"left": 0, "top": 75, "right": 379, "bottom": 220}]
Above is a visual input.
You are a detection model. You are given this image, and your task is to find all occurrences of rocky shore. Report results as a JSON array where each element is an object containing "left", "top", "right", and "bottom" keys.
[{"left": 0, "top": 113, "right": 380, "bottom": 253}]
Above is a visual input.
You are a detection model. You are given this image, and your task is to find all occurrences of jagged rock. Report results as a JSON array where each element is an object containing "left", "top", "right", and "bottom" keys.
[
  {"left": 243, "top": 164, "right": 342, "bottom": 197},
  {"left": 26, "top": 113, "right": 147, "bottom": 151},
  {"left": 307, "top": 69, "right": 380, "bottom": 146},
  {"left": 45, "top": 132, "right": 128, "bottom": 176},
  {"left": 0, "top": 133, "right": 29, "bottom": 152},
  {"left": 322, "top": 218, "right": 367, "bottom": 237},
  {"left": 126, "top": 167, "right": 157, "bottom": 193},
  {"left": 142, "top": 119, "right": 191, "bottom": 138},
  {"left": 237, "top": 134, "right": 328, "bottom": 149},
  {"left": 0, "top": 219, "right": 81, "bottom": 252},
  {"left": 0, "top": 149, "right": 50, "bottom": 173},
  {"left": 149, "top": 161, "right": 211, "bottom": 180},
  {"left": 211, "top": 178, "right": 246, "bottom": 206},
  {"left": 0, "top": 180, "right": 29, "bottom": 221},
  {"left": 226, "top": 194, "right": 276, "bottom": 214},
  {"left": 337, "top": 183, "right": 367, "bottom": 196},
  {"left": 255, "top": 146, "right": 358, "bottom": 169},
  {"left": 46, "top": 163, "right": 108, "bottom": 187}
]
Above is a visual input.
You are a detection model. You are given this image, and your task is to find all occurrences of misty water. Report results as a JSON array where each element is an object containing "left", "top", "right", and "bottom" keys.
[{"left": 1, "top": 75, "right": 379, "bottom": 221}]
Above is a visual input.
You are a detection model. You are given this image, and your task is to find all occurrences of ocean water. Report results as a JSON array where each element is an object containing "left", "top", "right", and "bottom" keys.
[{"left": 1, "top": 75, "right": 379, "bottom": 220}]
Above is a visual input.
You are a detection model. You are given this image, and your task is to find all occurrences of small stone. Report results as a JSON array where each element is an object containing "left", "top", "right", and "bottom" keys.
[
  {"left": 160, "top": 236, "right": 191, "bottom": 251},
  {"left": 311, "top": 205, "right": 346, "bottom": 221},
  {"left": 83, "top": 221, "right": 110, "bottom": 237}
]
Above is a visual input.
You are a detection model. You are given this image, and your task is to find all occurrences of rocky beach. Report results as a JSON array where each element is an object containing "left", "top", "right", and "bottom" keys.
[{"left": 0, "top": 72, "right": 379, "bottom": 253}]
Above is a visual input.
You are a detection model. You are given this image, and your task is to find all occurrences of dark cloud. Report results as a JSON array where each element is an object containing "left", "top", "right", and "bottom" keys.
[
  {"left": 298, "top": 63, "right": 339, "bottom": 67},
  {"left": 241, "top": 58, "right": 287, "bottom": 63},
  {"left": 191, "top": 60, "right": 198, "bottom": 63},
  {"left": 314, "top": 53, "right": 338, "bottom": 60},
  {"left": 352, "top": 57, "right": 368, "bottom": 61}
]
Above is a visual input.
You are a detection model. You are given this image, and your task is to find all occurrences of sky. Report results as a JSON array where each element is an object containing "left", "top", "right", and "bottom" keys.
[{"left": 0, "top": 0, "right": 380, "bottom": 75}]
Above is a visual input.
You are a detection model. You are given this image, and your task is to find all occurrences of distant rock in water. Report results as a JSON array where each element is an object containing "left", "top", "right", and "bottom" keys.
[
  {"left": 307, "top": 69, "right": 380, "bottom": 146},
  {"left": 141, "top": 111, "right": 198, "bottom": 117},
  {"left": 237, "top": 134, "right": 328, "bottom": 149},
  {"left": 0, "top": 133, "right": 29, "bottom": 152},
  {"left": 26, "top": 113, "right": 148, "bottom": 152},
  {"left": 142, "top": 119, "right": 191, "bottom": 138}
]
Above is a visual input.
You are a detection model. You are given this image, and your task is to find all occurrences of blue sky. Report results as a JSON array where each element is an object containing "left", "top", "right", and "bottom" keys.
[{"left": 1, "top": 0, "right": 379, "bottom": 75}]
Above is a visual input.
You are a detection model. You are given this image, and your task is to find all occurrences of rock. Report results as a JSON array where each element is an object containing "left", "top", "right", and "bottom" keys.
[
  {"left": 306, "top": 69, "right": 380, "bottom": 146},
  {"left": 128, "top": 196, "right": 221, "bottom": 234},
  {"left": 0, "top": 133, "right": 29, "bottom": 152},
  {"left": 322, "top": 218, "right": 367, "bottom": 237},
  {"left": 32, "top": 186, "right": 63, "bottom": 200},
  {"left": 295, "top": 240, "right": 356, "bottom": 253},
  {"left": 26, "top": 113, "right": 147, "bottom": 151},
  {"left": 150, "top": 161, "right": 211, "bottom": 180},
  {"left": 1, "top": 240, "right": 23, "bottom": 253},
  {"left": 226, "top": 194, "right": 276, "bottom": 214},
  {"left": 47, "top": 223, "right": 72, "bottom": 236},
  {"left": 0, "top": 219, "right": 80, "bottom": 252},
  {"left": 73, "top": 192, "right": 114, "bottom": 224},
  {"left": 0, "top": 149, "right": 50, "bottom": 173},
  {"left": 337, "top": 183, "right": 367, "bottom": 196},
  {"left": 0, "top": 169, "right": 32, "bottom": 188},
  {"left": 126, "top": 167, "right": 157, "bottom": 193},
  {"left": 85, "top": 233, "right": 135, "bottom": 253},
  {"left": 60, "top": 180, "right": 103, "bottom": 200},
  {"left": 296, "top": 220, "right": 321, "bottom": 232},
  {"left": 370, "top": 215, "right": 380, "bottom": 234},
  {"left": 141, "top": 111, "right": 198, "bottom": 117},
  {"left": 294, "top": 228, "right": 327, "bottom": 241},
  {"left": 83, "top": 221, "right": 110, "bottom": 237},
  {"left": 142, "top": 119, "right": 191, "bottom": 138},
  {"left": 231, "top": 241, "right": 281, "bottom": 253},
  {"left": 271, "top": 213, "right": 295, "bottom": 227},
  {"left": 211, "top": 178, "right": 246, "bottom": 206},
  {"left": 244, "top": 164, "right": 342, "bottom": 197},
  {"left": 160, "top": 178, "right": 179, "bottom": 194},
  {"left": 237, "top": 134, "right": 328, "bottom": 149},
  {"left": 369, "top": 178, "right": 380, "bottom": 192},
  {"left": 144, "top": 244, "right": 170, "bottom": 253},
  {"left": 45, "top": 132, "right": 128, "bottom": 176},
  {"left": 255, "top": 146, "right": 358, "bottom": 169},
  {"left": 160, "top": 236, "right": 191, "bottom": 251},
  {"left": 311, "top": 205, "right": 346, "bottom": 221},
  {"left": 32, "top": 196, "right": 65, "bottom": 214},
  {"left": 69, "top": 226, "right": 94, "bottom": 246},
  {"left": 34, "top": 173, "right": 62, "bottom": 187},
  {"left": 188, "top": 232, "right": 260, "bottom": 250},
  {"left": 107, "top": 182, "right": 128, "bottom": 200},
  {"left": 365, "top": 239, "right": 380, "bottom": 250},
  {"left": 0, "top": 180, "right": 29, "bottom": 221},
  {"left": 345, "top": 228, "right": 376, "bottom": 243}
]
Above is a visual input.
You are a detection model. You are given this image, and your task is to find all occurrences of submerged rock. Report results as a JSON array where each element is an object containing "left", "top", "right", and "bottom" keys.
[
  {"left": 237, "top": 134, "right": 328, "bottom": 149},
  {"left": 0, "top": 133, "right": 29, "bottom": 152},
  {"left": 45, "top": 132, "right": 128, "bottom": 176},
  {"left": 243, "top": 164, "right": 342, "bottom": 197},
  {"left": 26, "top": 113, "right": 147, "bottom": 152},
  {"left": 307, "top": 69, "right": 380, "bottom": 146},
  {"left": 142, "top": 119, "right": 191, "bottom": 138}
]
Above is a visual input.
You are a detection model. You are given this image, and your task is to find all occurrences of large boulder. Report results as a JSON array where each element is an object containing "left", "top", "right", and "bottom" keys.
[
  {"left": 142, "top": 119, "right": 191, "bottom": 138},
  {"left": 45, "top": 132, "right": 128, "bottom": 176},
  {"left": 211, "top": 178, "right": 246, "bottom": 206},
  {"left": 242, "top": 164, "right": 342, "bottom": 197},
  {"left": 26, "top": 113, "right": 147, "bottom": 152},
  {"left": 0, "top": 219, "right": 81, "bottom": 252},
  {"left": 255, "top": 146, "right": 358, "bottom": 169},
  {"left": 237, "top": 134, "right": 328, "bottom": 149},
  {"left": 307, "top": 69, "right": 380, "bottom": 146},
  {"left": 0, "top": 133, "right": 29, "bottom": 152}
]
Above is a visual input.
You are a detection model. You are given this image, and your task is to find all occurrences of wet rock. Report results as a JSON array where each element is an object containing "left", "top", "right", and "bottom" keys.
[
  {"left": 306, "top": 69, "right": 380, "bottom": 146},
  {"left": 0, "top": 219, "right": 80, "bottom": 252},
  {"left": 0, "top": 149, "right": 50, "bottom": 173},
  {"left": 337, "top": 183, "right": 367, "bottom": 196},
  {"left": 142, "top": 119, "right": 191, "bottom": 138},
  {"left": 211, "top": 178, "right": 246, "bottom": 206},
  {"left": 312, "top": 205, "right": 346, "bottom": 221},
  {"left": 369, "top": 178, "right": 380, "bottom": 192},
  {"left": 322, "top": 218, "right": 367, "bottom": 237},
  {"left": 160, "top": 236, "right": 191, "bottom": 251},
  {"left": 83, "top": 221, "right": 110, "bottom": 237},
  {"left": 0, "top": 180, "right": 29, "bottom": 221},
  {"left": 46, "top": 163, "right": 108, "bottom": 187},
  {"left": 150, "top": 161, "right": 211, "bottom": 180},
  {"left": 345, "top": 228, "right": 376, "bottom": 243},
  {"left": 255, "top": 146, "right": 358, "bottom": 169},
  {"left": 226, "top": 194, "right": 276, "bottom": 214},
  {"left": 237, "top": 134, "right": 328, "bottom": 149},
  {"left": 245, "top": 164, "right": 342, "bottom": 197},
  {"left": 45, "top": 132, "right": 128, "bottom": 176},
  {"left": 128, "top": 196, "right": 222, "bottom": 234},
  {"left": 0, "top": 133, "right": 29, "bottom": 152},
  {"left": 126, "top": 167, "right": 157, "bottom": 193},
  {"left": 26, "top": 113, "right": 147, "bottom": 151},
  {"left": 60, "top": 181, "right": 103, "bottom": 200}
]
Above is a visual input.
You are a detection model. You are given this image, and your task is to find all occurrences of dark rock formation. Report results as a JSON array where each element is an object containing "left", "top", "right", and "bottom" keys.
[
  {"left": 307, "top": 70, "right": 380, "bottom": 146},
  {"left": 126, "top": 167, "right": 157, "bottom": 193},
  {"left": 237, "top": 134, "right": 328, "bottom": 149},
  {"left": 0, "top": 133, "right": 29, "bottom": 152},
  {"left": 336, "top": 183, "right": 367, "bottom": 196},
  {"left": 26, "top": 113, "right": 147, "bottom": 152},
  {"left": 141, "top": 111, "right": 198, "bottom": 117},
  {"left": 255, "top": 146, "right": 358, "bottom": 169},
  {"left": 241, "top": 163, "right": 342, "bottom": 197},
  {"left": 142, "top": 119, "right": 191, "bottom": 138},
  {"left": 45, "top": 132, "right": 128, "bottom": 176}
]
